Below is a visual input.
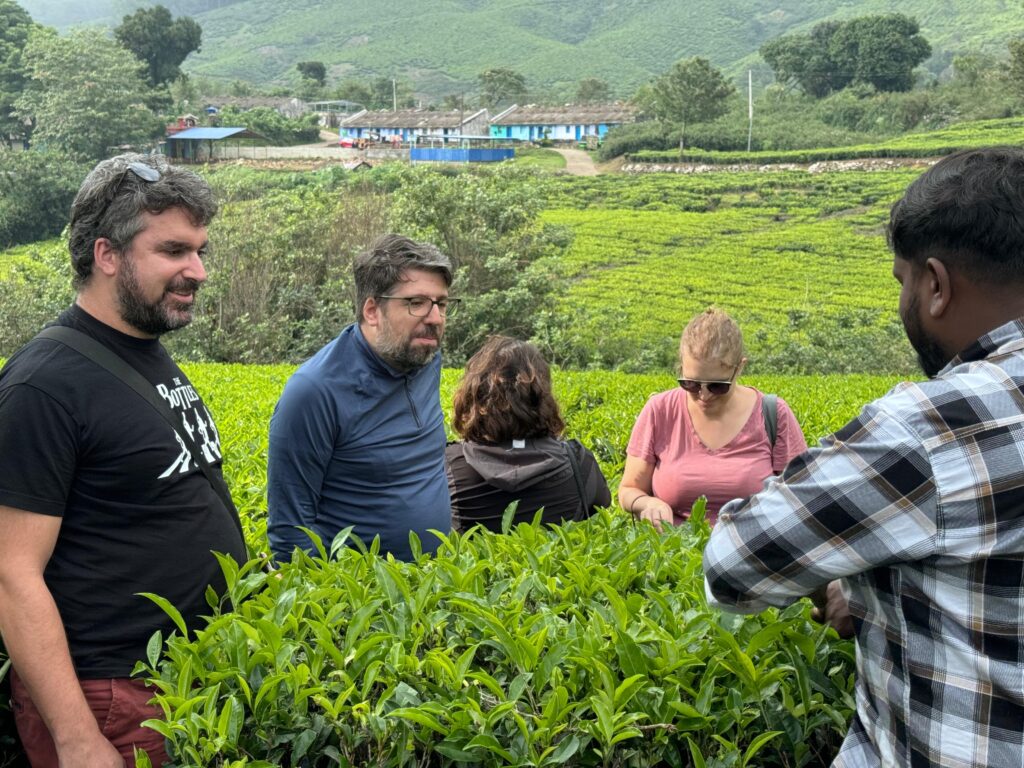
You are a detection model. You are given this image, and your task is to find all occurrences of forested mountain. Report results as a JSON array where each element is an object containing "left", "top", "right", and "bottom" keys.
[{"left": 16, "top": 0, "right": 1024, "bottom": 98}]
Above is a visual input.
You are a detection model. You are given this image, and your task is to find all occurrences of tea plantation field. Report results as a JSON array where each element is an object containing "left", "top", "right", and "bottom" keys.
[
  {"left": 2, "top": 163, "right": 921, "bottom": 375},
  {"left": 630, "top": 116, "right": 1024, "bottom": 165},
  {"left": 541, "top": 169, "right": 917, "bottom": 372},
  {"left": 190, "top": 364, "right": 905, "bottom": 546},
  {"left": 1, "top": 364, "right": 905, "bottom": 767},
  {"left": 0, "top": 157, "right": 923, "bottom": 764}
]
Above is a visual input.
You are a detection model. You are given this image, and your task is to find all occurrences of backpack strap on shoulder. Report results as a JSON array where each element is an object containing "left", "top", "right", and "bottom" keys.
[{"left": 762, "top": 393, "right": 778, "bottom": 449}]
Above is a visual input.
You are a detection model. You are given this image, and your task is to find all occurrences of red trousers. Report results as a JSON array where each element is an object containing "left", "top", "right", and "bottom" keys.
[{"left": 9, "top": 669, "right": 168, "bottom": 767}]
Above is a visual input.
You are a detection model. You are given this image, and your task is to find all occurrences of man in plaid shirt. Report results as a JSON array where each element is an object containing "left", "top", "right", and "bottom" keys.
[{"left": 704, "top": 146, "right": 1024, "bottom": 767}]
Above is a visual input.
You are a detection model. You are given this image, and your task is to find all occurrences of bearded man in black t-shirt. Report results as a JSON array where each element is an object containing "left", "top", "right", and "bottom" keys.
[{"left": 0, "top": 154, "right": 248, "bottom": 768}]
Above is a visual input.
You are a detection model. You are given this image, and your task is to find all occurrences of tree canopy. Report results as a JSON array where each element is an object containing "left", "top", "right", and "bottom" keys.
[
  {"left": 114, "top": 4, "right": 202, "bottom": 87},
  {"left": 478, "top": 68, "right": 527, "bottom": 108},
  {"left": 296, "top": 61, "right": 327, "bottom": 87},
  {"left": 641, "top": 57, "right": 734, "bottom": 150},
  {"left": 0, "top": 0, "right": 36, "bottom": 141},
  {"left": 761, "top": 14, "right": 931, "bottom": 96},
  {"left": 15, "top": 27, "right": 161, "bottom": 160},
  {"left": 575, "top": 77, "right": 610, "bottom": 104}
]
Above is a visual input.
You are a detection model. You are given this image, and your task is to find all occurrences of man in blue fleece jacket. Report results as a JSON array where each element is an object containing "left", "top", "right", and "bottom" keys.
[{"left": 267, "top": 234, "right": 457, "bottom": 562}]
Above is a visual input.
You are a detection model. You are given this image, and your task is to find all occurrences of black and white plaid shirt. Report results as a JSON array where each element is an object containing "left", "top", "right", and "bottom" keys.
[{"left": 704, "top": 319, "right": 1024, "bottom": 767}]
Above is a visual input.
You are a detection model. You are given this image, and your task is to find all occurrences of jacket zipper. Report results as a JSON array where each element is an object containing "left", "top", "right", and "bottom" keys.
[{"left": 404, "top": 377, "right": 422, "bottom": 427}]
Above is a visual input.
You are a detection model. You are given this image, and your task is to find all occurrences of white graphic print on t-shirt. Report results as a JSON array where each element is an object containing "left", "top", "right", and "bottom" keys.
[{"left": 155, "top": 377, "right": 223, "bottom": 479}]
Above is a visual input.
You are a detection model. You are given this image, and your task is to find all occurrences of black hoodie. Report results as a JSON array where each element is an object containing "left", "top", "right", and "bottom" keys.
[{"left": 445, "top": 436, "right": 611, "bottom": 532}]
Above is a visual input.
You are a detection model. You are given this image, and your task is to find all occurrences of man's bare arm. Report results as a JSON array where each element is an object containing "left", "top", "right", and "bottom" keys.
[{"left": 0, "top": 505, "right": 124, "bottom": 767}]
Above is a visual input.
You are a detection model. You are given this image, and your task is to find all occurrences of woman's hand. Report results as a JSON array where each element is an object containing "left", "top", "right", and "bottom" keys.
[
  {"left": 619, "top": 455, "right": 675, "bottom": 531},
  {"left": 634, "top": 495, "right": 674, "bottom": 532}
]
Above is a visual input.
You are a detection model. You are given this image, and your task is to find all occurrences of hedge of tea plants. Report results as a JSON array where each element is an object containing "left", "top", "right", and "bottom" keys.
[
  {"left": 627, "top": 117, "right": 1024, "bottom": 166},
  {"left": 135, "top": 508, "right": 855, "bottom": 768},
  {"left": 539, "top": 170, "right": 917, "bottom": 373},
  {"left": 0, "top": 364, "right": 904, "bottom": 767}
]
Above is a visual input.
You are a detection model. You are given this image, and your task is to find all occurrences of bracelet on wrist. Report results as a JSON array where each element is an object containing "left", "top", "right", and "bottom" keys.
[{"left": 630, "top": 494, "right": 648, "bottom": 515}]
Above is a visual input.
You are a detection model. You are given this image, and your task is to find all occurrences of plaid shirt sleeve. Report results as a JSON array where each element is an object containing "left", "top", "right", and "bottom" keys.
[{"left": 703, "top": 391, "right": 937, "bottom": 613}]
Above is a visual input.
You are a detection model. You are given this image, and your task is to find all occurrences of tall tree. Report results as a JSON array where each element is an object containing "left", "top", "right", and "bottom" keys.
[
  {"left": 646, "top": 57, "right": 735, "bottom": 151},
  {"left": 761, "top": 21, "right": 849, "bottom": 98},
  {"left": 369, "top": 76, "right": 414, "bottom": 110},
  {"left": 478, "top": 68, "right": 527, "bottom": 108},
  {"left": 761, "top": 14, "right": 930, "bottom": 97},
  {"left": 115, "top": 4, "right": 202, "bottom": 87},
  {"left": 15, "top": 27, "right": 160, "bottom": 161},
  {"left": 0, "top": 0, "right": 36, "bottom": 142},
  {"left": 829, "top": 14, "right": 930, "bottom": 92},
  {"left": 575, "top": 77, "right": 610, "bottom": 104},
  {"left": 296, "top": 61, "right": 326, "bottom": 87},
  {"left": 333, "top": 78, "right": 373, "bottom": 109}
]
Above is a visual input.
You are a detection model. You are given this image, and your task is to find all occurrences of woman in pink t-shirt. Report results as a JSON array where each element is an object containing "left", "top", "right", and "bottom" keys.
[{"left": 619, "top": 308, "right": 807, "bottom": 527}]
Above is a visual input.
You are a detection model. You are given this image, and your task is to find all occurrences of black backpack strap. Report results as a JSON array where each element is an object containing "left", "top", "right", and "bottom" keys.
[
  {"left": 563, "top": 439, "right": 589, "bottom": 521},
  {"left": 762, "top": 393, "right": 778, "bottom": 449},
  {"left": 36, "top": 326, "right": 246, "bottom": 546}
]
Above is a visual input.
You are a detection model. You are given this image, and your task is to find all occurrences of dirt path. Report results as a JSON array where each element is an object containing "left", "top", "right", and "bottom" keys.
[{"left": 555, "top": 148, "right": 599, "bottom": 176}]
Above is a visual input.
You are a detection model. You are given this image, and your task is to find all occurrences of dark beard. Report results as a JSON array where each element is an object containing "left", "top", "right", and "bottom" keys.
[
  {"left": 902, "top": 294, "right": 949, "bottom": 378},
  {"left": 117, "top": 256, "right": 200, "bottom": 336},
  {"left": 375, "top": 331, "right": 440, "bottom": 371}
]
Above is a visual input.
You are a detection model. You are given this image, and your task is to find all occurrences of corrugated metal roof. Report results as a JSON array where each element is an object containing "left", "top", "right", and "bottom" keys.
[
  {"left": 341, "top": 109, "right": 488, "bottom": 129},
  {"left": 166, "top": 127, "right": 263, "bottom": 140},
  {"left": 491, "top": 104, "right": 637, "bottom": 126}
]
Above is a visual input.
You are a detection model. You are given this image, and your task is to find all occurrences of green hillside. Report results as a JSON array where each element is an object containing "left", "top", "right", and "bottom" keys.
[{"left": 15, "top": 0, "right": 1024, "bottom": 98}]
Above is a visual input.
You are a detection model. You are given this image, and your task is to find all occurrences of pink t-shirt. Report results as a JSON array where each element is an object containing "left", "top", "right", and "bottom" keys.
[{"left": 626, "top": 387, "right": 807, "bottom": 525}]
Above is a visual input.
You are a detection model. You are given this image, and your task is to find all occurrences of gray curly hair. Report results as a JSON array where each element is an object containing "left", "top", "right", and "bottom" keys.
[{"left": 68, "top": 153, "right": 217, "bottom": 288}]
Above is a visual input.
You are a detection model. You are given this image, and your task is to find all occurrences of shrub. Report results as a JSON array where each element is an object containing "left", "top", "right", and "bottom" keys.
[
  {"left": 388, "top": 163, "right": 574, "bottom": 365},
  {"left": 596, "top": 121, "right": 675, "bottom": 162},
  {"left": 0, "top": 151, "right": 88, "bottom": 249},
  {"left": 0, "top": 242, "right": 73, "bottom": 357},
  {"left": 138, "top": 506, "right": 855, "bottom": 767},
  {"left": 164, "top": 180, "right": 388, "bottom": 364},
  {"left": 212, "top": 106, "right": 321, "bottom": 146}
]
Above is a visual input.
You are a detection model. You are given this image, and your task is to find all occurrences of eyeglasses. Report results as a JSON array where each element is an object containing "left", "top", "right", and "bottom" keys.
[
  {"left": 677, "top": 363, "right": 740, "bottom": 396},
  {"left": 377, "top": 294, "right": 461, "bottom": 317},
  {"left": 97, "top": 161, "right": 161, "bottom": 227}
]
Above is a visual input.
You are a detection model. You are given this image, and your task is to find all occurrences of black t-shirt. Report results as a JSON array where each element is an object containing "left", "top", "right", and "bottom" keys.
[{"left": 0, "top": 305, "right": 247, "bottom": 678}]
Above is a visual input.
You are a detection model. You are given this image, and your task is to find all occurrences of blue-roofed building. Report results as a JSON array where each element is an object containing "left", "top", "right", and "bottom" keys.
[
  {"left": 489, "top": 104, "right": 637, "bottom": 143},
  {"left": 163, "top": 126, "right": 268, "bottom": 162}
]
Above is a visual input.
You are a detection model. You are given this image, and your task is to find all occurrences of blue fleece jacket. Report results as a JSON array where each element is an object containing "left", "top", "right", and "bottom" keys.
[{"left": 267, "top": 323, "right": 451, "bottom": 562}]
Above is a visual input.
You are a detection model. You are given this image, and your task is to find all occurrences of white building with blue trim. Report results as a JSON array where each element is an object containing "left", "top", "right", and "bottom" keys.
[
  {"left": 489, "top": 104, "right": 637, "bottom": 142},
  {"left": 339, "top": 108, "right": 490, "bottom": 144}
]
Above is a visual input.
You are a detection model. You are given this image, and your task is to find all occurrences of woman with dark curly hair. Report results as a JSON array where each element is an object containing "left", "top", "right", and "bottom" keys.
[{"left": 446, "top": 336, "right": 611, "bottom": 532}]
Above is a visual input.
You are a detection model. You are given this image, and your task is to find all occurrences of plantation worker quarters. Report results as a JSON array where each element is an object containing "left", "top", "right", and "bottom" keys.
[
  {"left": 339, "top": 108, "right": 490, "bottom": 145},
  {"left": 490, "top": 103, "right": 638, "bottom": 143}
]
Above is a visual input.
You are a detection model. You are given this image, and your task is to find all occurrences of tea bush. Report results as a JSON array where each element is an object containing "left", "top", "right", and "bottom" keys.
[
  {"left": 628, "top": 116, "right": 1024, "bottom": 165},
  {"left": 0, "top": 163, "right": 924, "bottom": 374},
  {"left": 0, "top": 364, "right": 904, "bottom": 766},
  {"left": 137, "top": 508, "right": 855, "bottom": 768}
]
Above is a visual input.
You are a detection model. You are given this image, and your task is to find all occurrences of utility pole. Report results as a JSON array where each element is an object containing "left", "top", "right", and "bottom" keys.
[
  {"left": 747, "top": 70, "right": 753, "bottom": 153},
  {"left": 392, "top": 78, "right": 397, "bottom": 111}
]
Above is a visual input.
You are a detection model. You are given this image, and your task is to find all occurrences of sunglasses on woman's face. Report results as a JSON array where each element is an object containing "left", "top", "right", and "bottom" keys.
[
  {"left": 677, "top": 363, "right": 740, "bottom": 396},
  {"left": 677, "top": 378, "right": 733, "bottom": 395}
]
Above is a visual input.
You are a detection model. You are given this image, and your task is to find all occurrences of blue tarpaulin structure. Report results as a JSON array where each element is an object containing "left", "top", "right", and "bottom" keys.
[
  {"left": 410, "top": 147, "right": 514, "bottom": 164},
  {"left": 163, "top": 126, "right": 268, "bottom": 163}
]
